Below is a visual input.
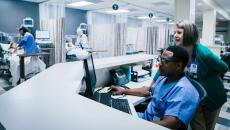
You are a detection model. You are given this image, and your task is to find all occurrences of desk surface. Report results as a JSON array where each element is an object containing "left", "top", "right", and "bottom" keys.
[
  {"left": 124, "top": 79, "right": 153, "bottom": 106},
  {"left": 0, "top": 89, "right": 168, "bottom": 130},
  {"left": 17, "top": 52, "right": 49, "bottom": 57},
  {"left": 94, "top": 54, "right": 156, "bottom": 69},
  {"left": 0, "top": 55, "right": 168, "bottom": 130}
]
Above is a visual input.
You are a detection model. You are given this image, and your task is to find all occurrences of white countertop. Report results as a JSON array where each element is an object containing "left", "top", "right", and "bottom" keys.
[
  {"left": 94, "top": 54, "right": 156, "bottom": 69},
  {"left": 0, "top": 55, "right": 168, "bottom": 130}
]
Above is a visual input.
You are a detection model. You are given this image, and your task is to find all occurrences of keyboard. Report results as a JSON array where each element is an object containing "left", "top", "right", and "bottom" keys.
[
  {"left": 111, "top": 99, "right": 131, "bottom": 114},
  {"left": 92, "top": 91, "right": 132, "bottom": 114},
  {"left": 95, "top": 92, "right": 111, "bottom": 106}
]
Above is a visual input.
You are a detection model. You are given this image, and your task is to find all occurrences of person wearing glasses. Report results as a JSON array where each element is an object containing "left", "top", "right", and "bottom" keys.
[
  {"left": 172, "top": 21, "right": 228, "bottom": 130},
  {"left": 110, "top": 46, "right": 199, "bottom": 130},
  {"left": 130, "top": 20, "right": 228, "bottom": 130}
]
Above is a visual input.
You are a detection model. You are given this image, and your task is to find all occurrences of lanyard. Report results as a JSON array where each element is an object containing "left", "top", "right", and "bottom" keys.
[{"left": 186, "top": 45, "right": 199, "bottom": 80}]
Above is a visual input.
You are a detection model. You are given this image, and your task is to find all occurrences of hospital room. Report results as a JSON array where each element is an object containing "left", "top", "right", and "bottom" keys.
[{"left": 0, "top": 0, "right": 230, "bottom": 130}]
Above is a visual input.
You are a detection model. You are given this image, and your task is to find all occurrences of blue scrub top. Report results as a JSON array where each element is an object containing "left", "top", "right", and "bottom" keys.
[
  {"left": 18, "top": 32, "right": 39, "bottom": 54},
  {"left": 140, "top": 76, "right": 199, "bottom": 126}
]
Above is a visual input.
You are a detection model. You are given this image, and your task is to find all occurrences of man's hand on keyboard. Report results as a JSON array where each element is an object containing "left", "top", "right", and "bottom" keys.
[{"left": 110, "top": 85, "right": 125, "bottom": 95}]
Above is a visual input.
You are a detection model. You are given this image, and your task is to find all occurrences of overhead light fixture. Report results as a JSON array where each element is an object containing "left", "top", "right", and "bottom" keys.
[
  {"left": 156, "top": 19, "right": 173, "bottom": 23},
  {"left": 67, "top": 1, "right": 94, "bottom": 7},
  {"left": 167, "top": 22, "right": 175, "bottom": 24},
  {"left": 137, "top": 16, "right": 150, "bottom": 19},
  {"left": 155, "top": 19, "right": 167, "bottom": 22},
  {"left": 106, "top": 9, "right": 129, "bottom": 14},
  {"left": 138, "top": 16, "right": 157, "bottom": 19}
]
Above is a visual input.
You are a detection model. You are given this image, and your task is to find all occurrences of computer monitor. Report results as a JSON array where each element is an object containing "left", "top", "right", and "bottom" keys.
[
  {"left": 23, "top": 18, "right": 34, "bottom": 28},
  {"left": 35, "top": 30, "right": 50, "bottom": 39},
  {"left": 83, "top": 54, "right": 97, "bottom": 98}
]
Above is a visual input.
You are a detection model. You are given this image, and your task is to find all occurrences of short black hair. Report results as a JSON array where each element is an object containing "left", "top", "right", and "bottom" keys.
[
  {"left": 176, "top": 20, "right": 199, "bottom": 46},
  {"left": 19, "top": 27, "right": 29, "bottom": 33},
  {"left": 166, "top": 46, "right": 189, "bottom": 69}
]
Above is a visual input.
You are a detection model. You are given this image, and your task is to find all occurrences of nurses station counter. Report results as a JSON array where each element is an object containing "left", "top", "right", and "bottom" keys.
[{"left": 0, "top": 54, "right": 169, "bottom": 130}]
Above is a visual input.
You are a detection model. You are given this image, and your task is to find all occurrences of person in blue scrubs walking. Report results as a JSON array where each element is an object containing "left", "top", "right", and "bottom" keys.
[
  {"left": 110, "top": 46, "right": 199, "bottom": 130},
  {"left": 18, "top": 27, "right": 39, "bottom": 54}
]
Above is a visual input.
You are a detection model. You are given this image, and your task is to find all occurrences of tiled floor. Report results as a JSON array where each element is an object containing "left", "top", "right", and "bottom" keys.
[
  {"left": 0, "top": 78, "right": 8, "bottom": 94},
  {"left": 215, "top": 82, "right": 230, "bottom": 130},
  {"left": 0, "top": 78, "right": 230, "bottom": 129}
]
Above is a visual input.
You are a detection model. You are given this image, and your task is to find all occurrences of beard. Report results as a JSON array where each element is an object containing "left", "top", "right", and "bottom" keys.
[
  {"left": 159, "top": 67, "right": 166, "bottom": 76},
  {"left": 159, "top": 68, "right": 174, "bottom": 77}
]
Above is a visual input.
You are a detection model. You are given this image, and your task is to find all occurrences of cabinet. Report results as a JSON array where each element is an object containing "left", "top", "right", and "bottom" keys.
[{"left": 37, "top": 43, "right": 55, "bottom": 67}]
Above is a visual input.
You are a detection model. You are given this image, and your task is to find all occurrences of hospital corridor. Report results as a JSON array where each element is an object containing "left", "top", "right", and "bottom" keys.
[{"left": 0, "top": 0, "right": 230, "bottom": 130}]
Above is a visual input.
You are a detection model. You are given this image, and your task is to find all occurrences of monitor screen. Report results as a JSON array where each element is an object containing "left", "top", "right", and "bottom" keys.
[
  {"left": 35, "top": 30, "right": 50, "bottom": 39},
  {"left": 23, "top": 18, "right": 34, "bottom": 27},
  {"left": 83, "top": 54, "right": 96, "bottom": 97}
]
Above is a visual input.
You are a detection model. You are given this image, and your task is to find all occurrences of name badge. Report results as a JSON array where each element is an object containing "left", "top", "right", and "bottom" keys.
[{"left": 190, "top": 64, "right": 197, "bottom": 73}]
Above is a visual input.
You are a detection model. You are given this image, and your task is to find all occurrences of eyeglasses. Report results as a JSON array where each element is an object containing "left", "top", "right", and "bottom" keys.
[{"left": 157, "top": 56, "right": 178, "bottom": 65}]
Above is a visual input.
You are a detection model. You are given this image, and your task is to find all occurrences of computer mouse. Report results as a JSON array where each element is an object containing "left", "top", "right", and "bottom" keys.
[
  {"left": 111, "top": 94, "right": 125, "bottom": 99},
  {"left": 98, "top": 87, "right": 112, "bottom": 93}
]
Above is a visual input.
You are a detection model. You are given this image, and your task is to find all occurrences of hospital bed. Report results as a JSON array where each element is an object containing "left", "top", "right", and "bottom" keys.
[{"left": 0, "top": 43, "right": 46, "bottom": 86}]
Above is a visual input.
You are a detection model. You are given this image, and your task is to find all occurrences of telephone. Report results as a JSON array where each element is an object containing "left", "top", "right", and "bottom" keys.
[{"left": 110, "top": 68, "right": 129, "bottom": 86}]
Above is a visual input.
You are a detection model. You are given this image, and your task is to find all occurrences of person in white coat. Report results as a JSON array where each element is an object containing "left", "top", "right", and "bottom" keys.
[{"left": 75, "top": 28, "right": 88, "bottom": 49}]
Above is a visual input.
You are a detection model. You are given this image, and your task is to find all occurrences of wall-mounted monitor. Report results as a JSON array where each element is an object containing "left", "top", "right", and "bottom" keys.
[
  {"left": 35, "top": 30, "right": 50, "bottom": 39},
  {"left": 23, "top": 17, "right": 34, "bottom": 28}
]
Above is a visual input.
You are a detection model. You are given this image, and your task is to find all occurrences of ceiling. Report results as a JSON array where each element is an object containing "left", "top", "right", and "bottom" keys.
[
  {"left": 212, "top": 0, "right": 230, "bottom": 20},
  {"left": 70, "top": 0, "right": 175, "bottom": 20},
  {"left": 23, "top": 0, "right": 230, "bottom": 22},
  {"left": 214, "top": 0, "right": 230, "bottom": 14}
]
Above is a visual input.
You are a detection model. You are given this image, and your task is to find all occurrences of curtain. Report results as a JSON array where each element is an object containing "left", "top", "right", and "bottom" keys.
[
  {"left": 87, "top": 12, "right": 174, "bottom": 57},
  {"left": 126, "top": 26, "right": 159, "bottom": 55},
  {"left": 142, "top": 20, "right": 174, "bottom": 51},
  {"left": 127, "top": 27, "right": 146, "bottom": 53},
  {"left": 158, "top": 24, "right": 174, "bottom": 49},
  {"left": 87, "top": 12, "right": 127, "bottom": 58},
  {"left": 126, "top": 20, "right": 173, "bottom": 55},
  {"left": 87, "top": 24, "right": 116, "bottom": 58},
  {"left": 39, "top": 1, "right": 65, "bottom": 63},
  {"left": 114, "top": 23, "right": 126, "bottom": 56},
  {"left": 145, "top": 26, "right": 159, "bottom": 54}
]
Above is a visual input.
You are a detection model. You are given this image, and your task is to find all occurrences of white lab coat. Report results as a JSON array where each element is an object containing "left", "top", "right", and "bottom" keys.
[{"left": 75, "top": 34, "right": 88, "bottom": 49}]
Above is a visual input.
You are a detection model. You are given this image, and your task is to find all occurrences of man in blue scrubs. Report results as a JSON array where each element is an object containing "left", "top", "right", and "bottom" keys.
[
  {"left": 18, "top": 27, "right": 39, "bottom": 54},
  {"left": 111, "top": 46, "right": 199, "bottom": 130}
]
